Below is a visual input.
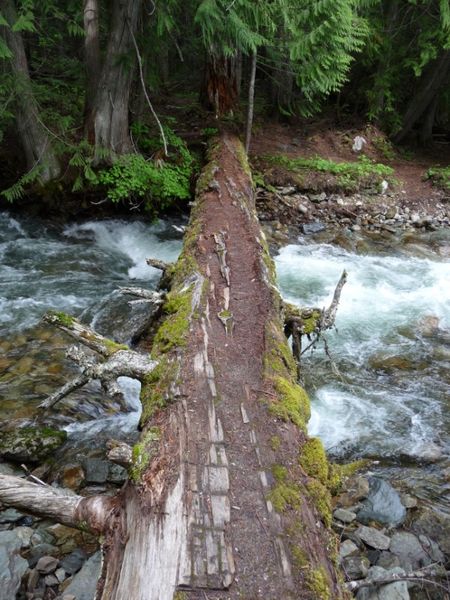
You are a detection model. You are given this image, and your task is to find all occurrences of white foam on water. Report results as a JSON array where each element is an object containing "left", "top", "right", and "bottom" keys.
[
  {"left": 64, "top": 219, "right": 182, "bottom": 280},
  {"left": 64, "top": 377, "right": 142, "bottom": 438},
  {"left": 275, "top": 242, "right": 450, "bottom": 459}
]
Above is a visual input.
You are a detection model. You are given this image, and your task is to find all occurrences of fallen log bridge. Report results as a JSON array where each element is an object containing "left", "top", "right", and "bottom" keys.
[{"left": 0, "top": 133, "right": 347, "bottom": 600}]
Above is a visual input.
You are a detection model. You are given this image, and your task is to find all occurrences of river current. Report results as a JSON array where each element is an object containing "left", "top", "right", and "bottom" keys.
[{"left": 0, "top": 211, "right": 449, "bottom": 511}]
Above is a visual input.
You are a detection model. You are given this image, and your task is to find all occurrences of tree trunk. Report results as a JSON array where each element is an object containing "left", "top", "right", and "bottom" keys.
[
  {"left": 0, "top": 134, "right": 345, "bottom": 600},
  {"left": 0, "top": 0, "right": 60, "bottom": 183},
  {"left": 90, "top": 0, "right": 142, "bottom": 160},
  {"left": 245, "top": 51, "right": 257, "bottom": 154},
  {"left": 200, "top": 52, "right": 239, "bottom": 116},
  {"left": 83, "top": 0, "right": 101, "bottom": 141},
  {"left": 393, "top": 50, "right": 450, "bottom": 144}
]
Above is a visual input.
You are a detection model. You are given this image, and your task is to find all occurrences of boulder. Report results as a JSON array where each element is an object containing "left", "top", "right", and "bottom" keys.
[
  {"left": 0, "top": 427, "right": 66, "bottom": 463},
  {"left": 356, "top": 566, "right": 409, "bottom": 600},
  {"left": 389, "top": 531, "right": 444, "bottom": 572},
  {"left": 63, "top": 552, "right": 102, "bottom": 600},
  {"left": 357, "top": 478, "right": 406, "bottom": 527},
  {"left": 0, "top": 530, "right": 29, "bottom": 600}
]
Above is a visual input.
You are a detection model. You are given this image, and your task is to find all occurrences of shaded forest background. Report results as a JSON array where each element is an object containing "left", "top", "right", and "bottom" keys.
[{"left": 0, "top": 0, "right": 449, "bottom": 211}]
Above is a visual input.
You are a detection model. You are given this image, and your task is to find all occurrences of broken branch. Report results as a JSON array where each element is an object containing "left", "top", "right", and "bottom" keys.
[{"left": 0, "top": 474, "right": 116, "bottom": 533}]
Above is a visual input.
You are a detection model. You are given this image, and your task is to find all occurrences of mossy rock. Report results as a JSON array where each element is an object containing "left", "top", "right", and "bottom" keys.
[{"left": 0, "top": 427, "right": 67, "bottom": 463}]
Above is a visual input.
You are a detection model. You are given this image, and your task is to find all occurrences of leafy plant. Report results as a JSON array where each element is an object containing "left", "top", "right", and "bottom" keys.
[
  {"left": 97, "top": 128, "right": 196, "bottom": 211},
  {"left": 265, "top": 153, "right": 395, "bottom": 193},
  {"left": 425, "top": 166, "right": 450, "bottom": 190}
]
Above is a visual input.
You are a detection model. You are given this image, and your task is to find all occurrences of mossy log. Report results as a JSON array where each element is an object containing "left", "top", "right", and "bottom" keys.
[{"left": 0, "top": 133, "right": 348, "bottom": 600}]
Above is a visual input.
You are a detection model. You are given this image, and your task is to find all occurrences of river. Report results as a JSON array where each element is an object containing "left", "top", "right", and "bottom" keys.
[{"left": 0, "top": 211, "right": 449, "bottom": 512}]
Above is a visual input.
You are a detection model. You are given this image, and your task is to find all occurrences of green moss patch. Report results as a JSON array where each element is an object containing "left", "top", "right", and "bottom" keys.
[
  {"left": 153, "top": 290, "right": 192, "bottom": 354},
  {"left": 305, "top": 479, "right": 332, "bottom": 527},
  {"left": 269, "top": 376, "right": 310, "bottom": 431},
  {"left": 130, "top": 427, "right": 161, "bottom": 482},
  {"left": 268, "top": 465, "right": 302, "bottom": 513},
  {"left": 299, "top": 438, "right": 329, "bottom": 486},
  {"left": 263, "top": 153, "right": 395, "bottom": 194},
  {"left": 306, "top": 566, "right": 331, "bottom": 600},
  {"left": 140, "top": 356, "right": 179, "bottom": 426}
]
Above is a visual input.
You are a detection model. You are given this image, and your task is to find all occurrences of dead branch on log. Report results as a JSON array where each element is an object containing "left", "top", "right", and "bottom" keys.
[
  {"left": 119, "top": 286, "right": 165, "bottom": 303},
  {"left": 39, "top": 313, "right": 157, "bottom": 409},
  {"left": 146, "top": 258, "right": 174, "bottom": 290},
  {"left": 43, "top": 311, "right": 123, "bottom": 357},
  {"left": 284, "top": 270, "right": 347, "bottom": 374},
  {"left": 0, "top": 474, "right": 116, "bottom": 533},
  {"left": 346, "top": 564, "right": 450, "bottom": 593},
  {"left": 146, "top": 258, "right": 172, "bottom": 272}
]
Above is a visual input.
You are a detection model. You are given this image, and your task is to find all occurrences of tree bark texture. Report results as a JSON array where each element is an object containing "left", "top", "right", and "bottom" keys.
[
  {"left": 201, "top": 53, "right": 239, "bottom": 116},
  {"left": 0, "top": 0, "right": 60, "bottom": 183},
  {"left": 90, "top": 0, "right": 142, "bottom": 159},
  {"left": 0, "top": 134, "right": 345, "bottom": 600},
  {"left": 83, "top": 0, "right": 101, "bottom": 140},
  {"left": 393, "top": 50, "right": 450, "bottom": 143}
]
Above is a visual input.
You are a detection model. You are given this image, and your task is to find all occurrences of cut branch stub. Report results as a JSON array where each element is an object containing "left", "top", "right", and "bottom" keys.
[{"left": 39, "top": 312, "right": 157, "bottom": 409}]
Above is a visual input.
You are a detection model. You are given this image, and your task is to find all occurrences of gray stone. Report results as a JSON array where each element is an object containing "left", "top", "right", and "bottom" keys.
[
  {"left": 82, "top": 458, "right": 109, "bottom": 484},
  {"left": 14, "top": 526, "right": 34, "bottom": 548},
  {"left": 55, "top": 567, "right": 66, "bottom": 583},
  {"left": 339, "top": 539, "right": 359, "bottom": 560},
  {"left": 0, "top": 530, "right": 29, "bottom": 600},
  {"left": 44, "top": 574, "right": 59, "bottom": 586},
  {"left": 27, "top": 544, "right": 59, "bottom": 568},
  {"left": 0, "top": 508, "right": 23, "bottom": 524},
  {"left": 107, "top": 463, "right": 128, "bottom": 485},
  {"left": 334, "top": 508, "right": 357, "bottom": 523},
  {"left": 356, "top": 566, "right": 409, "bottom": 600},
  {"left": 355, "top": 526, "right": 390, "bottom": 550},
  {"left": 36, "top": 555, "right": 59, "bottom": 574},
  {"left": 60, "top": 548, "right": 87, "bottom": 575},
  {"left": 357, "top": 477, "right": 406, "bottom": 527},
  {"left": 389, "top": 531, "right": 444, "bottom": 572},
  {"left": 400, "top": 494, "right": 417, "bottom": 509},
  {"left": 310, "top": 192, "right": 327, "bottom": 203},
  {"left": 341, "top": 555, "right": 370, "bottom": 579},
  {"left": 302, "top": 221, "right": 326, "bottom": 235},
  {"left": 27, "top": 568, "right": 39, "bottom": 592},
  {"left": 376, "top": 551, "right": 400, "bottom": 570},
  {"left": 64, "top": 552, "right": 101, "bottom": 600}
]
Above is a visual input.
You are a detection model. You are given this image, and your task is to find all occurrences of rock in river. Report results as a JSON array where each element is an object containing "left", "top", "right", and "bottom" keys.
[
  {"left": 357, "top": 477, "right": 406, "bottom": 527},
  {"left": 0, "top": 427, "right": 66, "bottom": 463}
]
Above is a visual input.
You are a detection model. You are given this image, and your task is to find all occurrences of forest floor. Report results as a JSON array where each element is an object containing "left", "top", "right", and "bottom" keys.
[{"left": 250, "top": 120, "right": 450, "bottom": 211}]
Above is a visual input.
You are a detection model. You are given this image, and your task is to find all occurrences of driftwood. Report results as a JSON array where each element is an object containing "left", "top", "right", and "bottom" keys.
[
  {"left": 146, "top": 257, "right": 174, "bottom": 290},
  {"left": 0, "top": 134, "right": 347, "bottom": 600},
  {"left": 284, "top": 270, "right": 347, "bottom": 372},
  {"left": 346, "top": 564, "right": 450, "bottom": 593},
  {"left": 39, "top": 313, "right": 157, "bottom": 409}
]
